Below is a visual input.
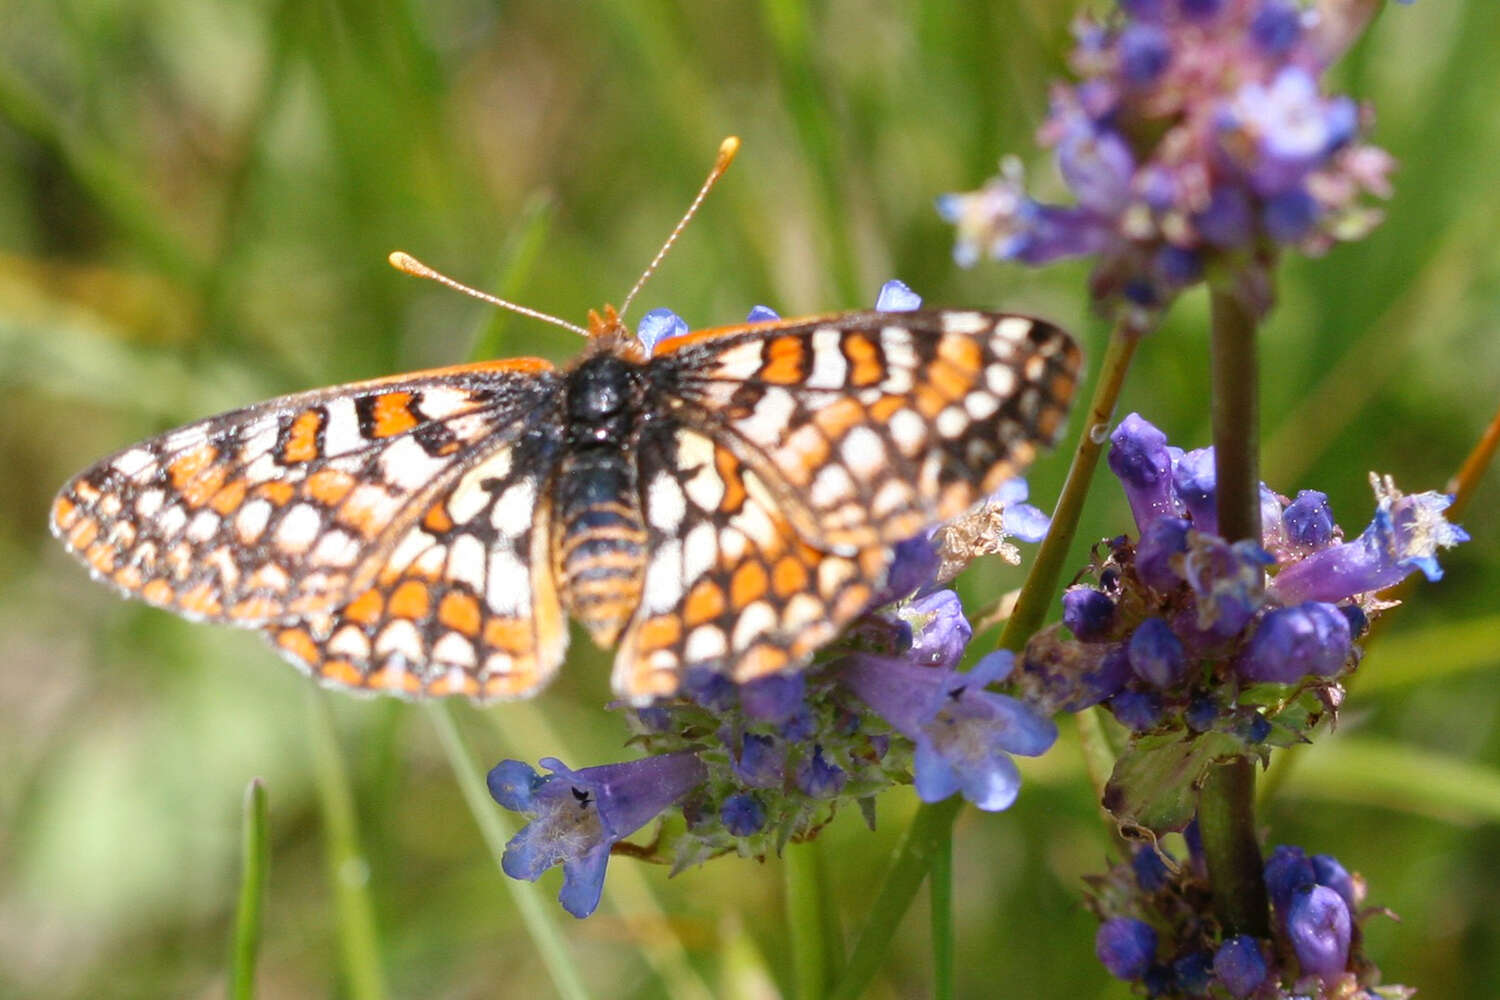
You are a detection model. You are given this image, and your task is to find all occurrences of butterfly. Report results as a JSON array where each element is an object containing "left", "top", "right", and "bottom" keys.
[{"left": 49, "top": 139, "right": 1082, "bottom": 705}]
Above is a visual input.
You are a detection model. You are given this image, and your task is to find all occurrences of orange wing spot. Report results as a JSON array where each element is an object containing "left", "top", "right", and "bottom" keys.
[
  {"left": 343, "top": 588, "right": 385, "bottom": 625},
  {"left": 231, "top": 595, "right": 282, "bottom": 620},
  {"left": 180, "top": 460, "right": 230, "bottom": 509},
  {"left": 685, "top": 579, "right": 725, "bottom": 626},
  {"left": 114, "top": 565, "right": 144, "bottom": 589},
  {"left": 914, "top": 384, "right": 948, "bottom": 418},
  {"left": 73, "top": 480, "right": 102, "bottom": 504},
  {"left": 306, "top": 468, "right": 356, "bottom": 506},
  {"left": 761, "top": 336, "right": 806, "bottom": 385},
  {"left": 438, "top": 591, "right": 482, "bottom": 637},
  {"left": 142, "top": 578, "right": 175, "bottom": 605},
  {"left": 929, "top": 364, "right": 970, "bottom": 402},
  {"left": 870, "top": 394, "right": 905, "bottom": 421},
  {"left": 427, "top": 672, "right": 479, "bottom": 697},
  {"left": 67, "top": 517, "right": 100, "bottom": 550},
  {"left": 169, "top": 442, "right": 219, "bottom": 491},
  {"left": 857, "top": 547, "right": 887, "bottom": 576},
  {"left": 371, "top": 391, "right": 419, "bottom": 438},
  {"left": 815, "top": 396, "right": 866, "bottom": 440},
  {"left": 209, "top": 479, "right": 249, "bottom": 515},
  {"left": 772, "top": 556, "right": 809, "bottom": 597},
  {"left": 730, "top": 560, "right": 769, "bottom": 607},
  {"left": 324, "top": 660, "right": 370, "bottom": 689},
  {"left": 483, "top": 670, "right": 542, "bottom": 699},
  {"left": 247, "top": 563, "right": 291, "bottom": 593},
  {"left": 937, "top": 334, "right": 983, "bottom": 376},
  {"left": 387, "top": 580, "right": 430, "bottom": 621},
  {"left": 637, "top": 615, "right": 682, "bottom": 652},
  {"left": 52, "top": 495, "right": 78, "bottom": 530},
  {"left": 283, "top": 410, "right": 323, "bottom": 464},
  {"left": 179, "top": 580, "right": 223, "bottom": 617},
  {"left": 276, "top": 627, "right": 322, "bottom": 666},
  {"left": 423, "top": 503, "right": 454, "bottom": 534},
  {"left": 843, "top": 334, "right": 884, "bottom": 386},
  {"left": 715, "top": 446, "right": 747, "bottom": 512},
  {"left": 86, "top": 542, "right": 117, "bottom": 574},
  {"left": 483, "top": 617, "right": 533, "bottom": 654},
  {"left": 733, "top": 643, "right": 790, "bottom": 683},
  {"left": 255, "top": 481, "right": 296, "bottom": 506},
  {"left": 366, "top": 664, "right": 420, "bottom": 693}
]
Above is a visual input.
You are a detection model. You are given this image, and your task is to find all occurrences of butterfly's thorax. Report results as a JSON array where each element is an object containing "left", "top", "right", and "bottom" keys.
[{"left": 553, "top": 345, "right": 650, "bottom": 647}]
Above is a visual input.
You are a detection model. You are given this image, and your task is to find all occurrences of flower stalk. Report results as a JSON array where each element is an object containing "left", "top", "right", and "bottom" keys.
[{"left": 1199, "top": 285, "right": 1270, "bottom": 938}]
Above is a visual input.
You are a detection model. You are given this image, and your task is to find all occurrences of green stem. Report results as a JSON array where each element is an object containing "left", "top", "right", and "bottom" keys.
[
  {"left": 305, "top": 691, "right": 389, "bottom": 1000},
  {"left": 425, "top": 704, "right": 592, "bottom": 1000},
  {"left": 1200, "top": 286, "right": 1270, "bottom": 938},
  {"left": 228, "top": 778, "right": 270, "bottom": 1000},
  {"left": 785, "top": 841, "right": 831, "bottom": 1000},
  {"left": 833, "top": 317, "right": 1141, "bottom": 998},
  {"left": 829, "top": 798, "right": 962, "bottom": 1000},
  {"left": 930, "top": 828, "right": 954, "bottom": 1000}
]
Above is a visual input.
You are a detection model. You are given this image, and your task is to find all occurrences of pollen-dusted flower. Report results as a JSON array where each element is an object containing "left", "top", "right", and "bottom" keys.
[
  {"left": 488, "top": 752, "right": 708, "bottom": 918},
  {"left": 939, "top": 0, "right": 1405, "bottom": 321}
]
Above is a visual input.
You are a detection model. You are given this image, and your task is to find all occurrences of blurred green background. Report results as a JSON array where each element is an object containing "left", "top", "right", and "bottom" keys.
[{"left": 1, "top": 1, "right": 1496, "bottom": 997}]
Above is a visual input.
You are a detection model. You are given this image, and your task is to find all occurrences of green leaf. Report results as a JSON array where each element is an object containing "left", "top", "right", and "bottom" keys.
[
  {"left": 1103, "top": 730, "right": 1244, "bottom": 833},
  {"left": 228, "top": 778, "right": 269, "bottom": 1000}
]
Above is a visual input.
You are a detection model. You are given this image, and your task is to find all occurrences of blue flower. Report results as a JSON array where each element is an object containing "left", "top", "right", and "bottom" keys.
[
  {"left": 840, "top": 649, "right": 1056, "bottom": 811},
  {"left": 488, "top": 751, "right": 707, "bottom": 918},
  {"left": 740, "top": 673, "right": 806, "bottom": 724},
  {"left": 732, "top": 732, "right": 785, "bottom": 788},
  {"left": 873, "top": 278, "right": 922, "bottom": 312},
  {"left": 1282, "top": 489, "right": 1337, "bottom": 550},
  {"left": 1062, "top": 586, "right": 1116, "bottom": 641},
  {"left": 899, "top": 589, "right": 973, "bottom": 670},
  {"left": 1108, "top": 413, "right": 1181, "bottom": 530},
  {"left": 1109, "top": 689, "right": 1163, "bottom": 731},
  {"left": 1263, "top": 843, "right": 1317, "bottom": 914},
  {"left": 1286, "top": 883, "right": 1352, "bottom": 979},
  {"left": 745, "top": 304, "right": 780, "bottom": 322},
  {"left": 1272, "top": 476, "right": 1468, "bottom": 604},
  {"left": 1127, "top": 617, "right": 1187, "bottom": 687},
  {"left": 636, "top": 308, "right": 689, "bottom": 354},
  {"left": 1213, "top": 935, "right": 1269, "bottom": 998},
  {"left": 720, "top": 793, "right": 767, "bottom": 836},
  {"left": 1095, "top": 916, "right": 1157, "bottom": 981},
  {"left": 794, "top": 745, "right": 847, "bottom": 798},
  {"left": 1238, "top": 602, "right": 1352, "bottom": 684}
]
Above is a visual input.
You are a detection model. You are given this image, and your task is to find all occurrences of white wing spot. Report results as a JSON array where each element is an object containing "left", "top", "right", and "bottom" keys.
[
  {"left": 374, "top": 619, "right": 423, "bottom": 661},
  {"left": 811, "top": 463, "right": 856, "bottom": 509},
  {"left": 157, "top": 504, "right": 188, "bottom": 539},
  {"left": 491, "top": 479, "right": 537, "bottom": 532},
  {"left": 937, "top": 406, "right": 969, "bottom": 439},
  {"left": 275, "top": 503, "right": 323, "bottom": 554},
  {"left": 647, "top": 472, "right": 688, "bottom": 534},
  {"left": 840, "top": 426, "right": 885, "bottom": 480},
  {"left": 328, "top": 626, "right": 372, "bottom": 660},
  {"left": 731, "top": 601, "right": 778, "bottom": 651},
  {"left": 485, "top": 547, "right": 528, "bottom": 614},
  {"left": 379, "top": 436, "right": 450, "bottom": 492},
  {"left": 682, "top": 520, "right": 717, "bottom": 582},
  {"left": 741, "top": 387, "right": 797, "bottom": 444},
  {"left": 322, "top": 399, "right": 364, "bottom": 456},
  {"left": 135, "top": 488, "right": 166, "bottom": 518},
  {"left": 942, "top": 311, "right": 989, "bottom": 335},
  {"left": 995, "top": 317, "right": 1034, "bottom": 343},
  {"left": 685, "top": 625, "right": 728, "bottom": 664},
  {"left": 642, "top": 540, "right": 685, "bottom": 613},
  {"left": 889, "top": 409, "right": 927, "bottom": 456},
  {"left": 186, "top": 510, "right": 221, "bottom": 543},
  {"left": 112, "top": 448, "right": 157, "bottom": 479},
  {"left": 432, "top": 632, "right": 477, "bottom": 667},
  {"left": 446, "top": 533, "right": 487, "bottom": 593},
  {"left": 807, "top": 329, "right": 849, "bottom": 389},
  {"left": 965, "top": 391, "right": 1000, "bottom": 420}
]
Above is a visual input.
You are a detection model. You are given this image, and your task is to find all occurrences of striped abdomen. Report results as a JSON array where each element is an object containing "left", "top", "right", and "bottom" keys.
[{"left": 553, "top": 449, "right": 647, "bottom": 646}]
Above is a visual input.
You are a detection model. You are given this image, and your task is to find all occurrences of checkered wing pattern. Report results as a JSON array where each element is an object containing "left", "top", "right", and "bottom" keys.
[
  {"left": 652, "top": 310, "right": 1082, "bottom": 553},
  {"left": 50, "top": 358, "right": 560, "bottom": 635},
  {"left": 266, "top": 427, "right": 569, "bottom": 700},
  {"left": 616, "top": 420, "right": 887, "bottom": 701}
]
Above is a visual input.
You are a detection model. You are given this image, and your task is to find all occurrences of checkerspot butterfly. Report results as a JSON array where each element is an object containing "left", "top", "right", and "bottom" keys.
[{"left": 50, "top": 139, "right": 1082, "bottom": 704}]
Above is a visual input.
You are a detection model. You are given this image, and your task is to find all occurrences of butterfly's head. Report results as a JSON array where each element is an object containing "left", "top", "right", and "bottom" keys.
[{"left": 584, "top": 304, "right": 647, "bottom": 359}]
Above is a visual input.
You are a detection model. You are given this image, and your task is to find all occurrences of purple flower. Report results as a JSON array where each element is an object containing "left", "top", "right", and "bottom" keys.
[
  {"left": 1238, "top": 602, "right": 1352, "bottom": 684},
  {"left": 1263, "top": 843, "right": 1316, "bottom": 914},
  {"left": 840, "top": 649, "right": 1056, "bottom": 811},
  {"left": 1128, "top": 617, "right": 1188, "bottom": 687},
  {"left": 1287, "top": 884, "right": 1352, "bottom": 979},
  {"left": 993, "top": 477, "right": 1052, "bottom": 542},
  {"left": 1312, "top": 853, "right": 1358, "bottom": 911},
  {"left": 1109, "top": 413, "right": 1180, "bottom": 530},
  {"left": 1095, "top": 917, "right": 1157, "bottom": 981},
  {"left": 745, "top": 304, "right": 780, "bottom": 322},
  {"left": 794, "top": 745, "right": 847, "bottom": 798},
  {"left": 1109, "top": 690, "right": 1163, "bottom": 731},
  {"left": 1181, "top": 533, "right": 1271, "bottom": 638},
  {"left": 1136, "top": 516, "right": 1191, "bottom": 591},
  {"left": 1272, "top": 476, "right": 1468, "bottom": 604},
  {"left": 637, "top": 308, "right": 689, "bottom": 354},
  {"left": 732, "top": 732, "right": 785, "bottom": 788},
  {"left": 1063, "top": 586, "right": 1115, "bottom": 640},
  {"left": 740, "top": 673, "right": 806, "bottom": 724},
  {"left": 1213, "top": 935, "right": 1269, "bottom": 997},
  {"left": 1172, "top": 447, "right": 1218, "bottom": 531},
  {"left": 489, "top": 751, "right": 707, "bottom": 918},
  {"left": 873, "top": 278, "right": 922, "bottom": 311},
  {"left": 1283, "top": 489, "right": 1337, "bottom": 550},
  {"left": 939, "top": 0, "right": 1400, "bottom": 320},
  {"left": 901, "top": 590, "right": 973, "bottom": 670},
  {"left": 1132, "top": 845, "right": 1171, "bottom": 892},
  {"left": 720, "top": 793, "right": 767, "bottom": 836}
]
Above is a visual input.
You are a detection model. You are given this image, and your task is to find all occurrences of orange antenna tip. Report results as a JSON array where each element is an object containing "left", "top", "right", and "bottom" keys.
[{"left": 716, "top": 136, "right": 741, "bottom": 168}]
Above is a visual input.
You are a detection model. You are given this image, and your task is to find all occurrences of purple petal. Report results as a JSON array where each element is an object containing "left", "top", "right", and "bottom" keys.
[
  {"left": 874, "top": 279, "right": 922, "bottom": 311},
  {"left": 637, "top": 308, "right": 689, "bottom": 354}
]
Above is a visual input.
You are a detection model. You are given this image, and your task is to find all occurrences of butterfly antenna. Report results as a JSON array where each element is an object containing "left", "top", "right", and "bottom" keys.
[
  {"left": 617, "top": 136, "right": 740, "bottom": 321},
  {"left": 387, "top": 251, "right": 590, "bottom": 338}
]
